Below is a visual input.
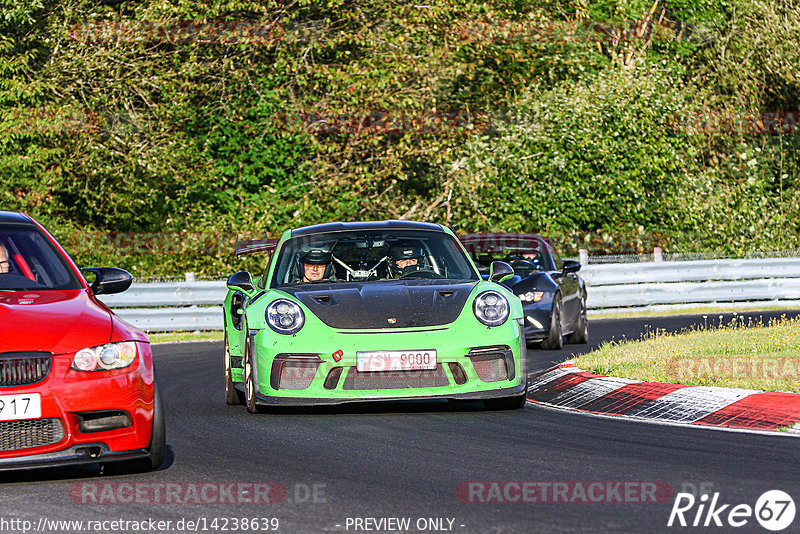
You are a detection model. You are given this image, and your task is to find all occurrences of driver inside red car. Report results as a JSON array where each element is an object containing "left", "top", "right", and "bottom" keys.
[{"left": 0, "top": 244, "right": 9, "bottom": 274}]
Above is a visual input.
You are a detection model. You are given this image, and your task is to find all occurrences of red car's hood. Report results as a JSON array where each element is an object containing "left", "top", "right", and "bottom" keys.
[{"left": 0, "top": 290, "right": 114, "bottom": 354}]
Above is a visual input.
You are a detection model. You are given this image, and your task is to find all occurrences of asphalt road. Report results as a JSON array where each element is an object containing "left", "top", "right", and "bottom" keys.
[{"left": 2, "top": 311, "right": 800, "bottom": 534}]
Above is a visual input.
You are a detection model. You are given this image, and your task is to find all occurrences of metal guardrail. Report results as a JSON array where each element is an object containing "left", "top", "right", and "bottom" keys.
[
  {"left": 99, "top": 281, "right": 228, "bottom": 307},
  {"left": 98, "top": 282, "right": 227, "bottom": 332},
  {"left": 96, "top": 257, "right": 800, "bottom": 331},
  {"left": 110, "top": 307, "right": 223, "bottom": 331},
  {"left": 586, "top": 278, "right": 800, "bottom": 309},
  {"left": 580, "top": 258, "right": 800, "bottom": 286},
  {"left": 581, "top": 258, "right": 800, "bottom": 311}
]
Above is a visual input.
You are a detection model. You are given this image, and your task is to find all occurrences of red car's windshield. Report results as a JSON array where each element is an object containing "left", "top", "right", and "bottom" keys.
[{"left": 0, "top": 226, "right": 82, "bottom": 291}]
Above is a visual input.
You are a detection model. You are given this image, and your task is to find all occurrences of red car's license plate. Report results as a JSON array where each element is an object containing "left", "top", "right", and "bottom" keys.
[{"left": 0, "top": 393, "right": 41, "bottom": 421}]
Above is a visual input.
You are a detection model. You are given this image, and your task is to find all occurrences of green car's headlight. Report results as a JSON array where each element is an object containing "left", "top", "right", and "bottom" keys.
[
  {"left": 266, "top": 298, "right": 305, "bottom": 335},
  {"left": 71, "top": 341, "right": 138, "bottom": 372},
  {"left": 473, "top": 290, "right": 510, "bottom": 327}
]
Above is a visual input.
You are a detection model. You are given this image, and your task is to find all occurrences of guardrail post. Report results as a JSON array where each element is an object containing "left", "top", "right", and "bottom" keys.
[
  {"left": 185, "top": 272, "right": 196, "bottom": 282},
  {"left": 579, "top": 249, "right": 589, "bottom": 266},
  {"left": 653, "top": 247, "right": 663, "bottom": 262}
]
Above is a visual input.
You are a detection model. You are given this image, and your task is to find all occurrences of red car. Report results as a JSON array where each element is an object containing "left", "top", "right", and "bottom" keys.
[{"left": 0, "top": 211, "right": 165, "bottom": 472}]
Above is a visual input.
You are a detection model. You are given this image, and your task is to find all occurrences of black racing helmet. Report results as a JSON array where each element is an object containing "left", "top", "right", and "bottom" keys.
[
  {"left": 300, "top": 249, "right": 332, "bottom": 265},
  {"left": 297, "top": 248, "right": 333, "bottom": 280},
  {"left": 388, "top": 242, "right": 424, "bottom": 277}
]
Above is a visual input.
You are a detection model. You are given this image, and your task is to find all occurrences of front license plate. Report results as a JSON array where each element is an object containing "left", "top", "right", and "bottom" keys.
[
  {"left": 356, "top": 350, "right": 437, "bottom": 372},
  {"left": 0, "top": 393, "right": 41, "bottom": 421}
]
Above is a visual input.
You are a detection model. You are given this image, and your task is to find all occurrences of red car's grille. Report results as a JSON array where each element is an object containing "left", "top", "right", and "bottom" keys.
[
  {"left": 0, "top": 353, "right": 52, "bottom": 386},
  {"left": 0, "top": 418, "right": 64, "bottom": 451}
]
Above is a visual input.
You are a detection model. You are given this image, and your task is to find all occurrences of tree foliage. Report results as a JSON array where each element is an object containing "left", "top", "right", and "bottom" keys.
[{"left": 0, "top": 0, "right": 799, "bottom": 275}]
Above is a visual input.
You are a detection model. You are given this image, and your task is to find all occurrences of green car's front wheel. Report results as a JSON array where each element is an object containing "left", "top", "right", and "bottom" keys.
[
  {"left": 243, "top": 338, "right": 262, "bottom": 414},
  {"left": 483, "top": 391, "right": 527, "bottom": 410}
]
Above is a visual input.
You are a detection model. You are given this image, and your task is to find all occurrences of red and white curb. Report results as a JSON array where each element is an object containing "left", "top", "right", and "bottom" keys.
[{"left": 527, "top": 362, "right": 800, "bottom": 434}]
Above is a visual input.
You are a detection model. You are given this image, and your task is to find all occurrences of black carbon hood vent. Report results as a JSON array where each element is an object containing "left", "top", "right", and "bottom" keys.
[{"left": 280, "top": 280, "right": 476, "bottom": 329}]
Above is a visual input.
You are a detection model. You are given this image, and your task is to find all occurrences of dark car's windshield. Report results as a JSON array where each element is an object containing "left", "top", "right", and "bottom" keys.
[
  {"left": 462, "top": 234, "right": 551, "bottom": 276},
  {"left": 0, "top": 225, "right": 81, "bottom": 291},
  {"left": 270, "top": 229, "right": 479, "bottom": 287}
]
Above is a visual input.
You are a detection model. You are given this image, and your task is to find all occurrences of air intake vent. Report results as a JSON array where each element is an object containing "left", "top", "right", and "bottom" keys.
[
  {"left": 342, "top": 365, "right": 450, "bottom": 390},
  {"left": 270, "top": 354, "right": 322, "bottom": 390},
  {"left": 0, "top": 352, "right": 52, "bottom": 386},
  {"left": 467, "top": 346, "right": 514, "bottom": 382},
  {"left": 0, "top": 418, "right": 64, "bottom": 451}
]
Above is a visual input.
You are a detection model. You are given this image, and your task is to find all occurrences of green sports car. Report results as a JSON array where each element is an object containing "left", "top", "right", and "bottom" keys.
[{"left": 223, "top": 221, "right": 528, "bottom": 411}]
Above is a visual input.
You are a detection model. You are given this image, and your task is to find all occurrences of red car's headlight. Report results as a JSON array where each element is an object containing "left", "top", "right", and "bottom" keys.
[{"left": 71, "top": 341, "right": 138, "bottom": 372}]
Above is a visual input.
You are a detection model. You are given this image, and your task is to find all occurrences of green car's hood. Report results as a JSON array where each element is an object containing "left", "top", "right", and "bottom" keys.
[{"left": 278, "top": 279, "right": 477, "bottom": 329}]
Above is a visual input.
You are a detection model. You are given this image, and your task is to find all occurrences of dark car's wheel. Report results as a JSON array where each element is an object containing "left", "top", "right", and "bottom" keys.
[
  {"left": 540, "top": 295, "right": 563, "bottom": 350},
  {"left": 567, "top": 293, "right": 589, "bottom": 344},
  {"left": 243, "top": 339, "right": 262, "bottom": 414},
  {"left": 225, "top": 332, "right": 245, "bottom": 405}
]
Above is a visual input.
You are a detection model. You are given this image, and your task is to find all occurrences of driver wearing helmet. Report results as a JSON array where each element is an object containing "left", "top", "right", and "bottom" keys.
[
  {"left": 506, "top": 249, "right": 541, "bottom": 268},
  {"left": 388, "top": 242, "right": 424, "bottom": 278},
  {"left": 296, "top": 249, "right": 334, "bottom": 282}
]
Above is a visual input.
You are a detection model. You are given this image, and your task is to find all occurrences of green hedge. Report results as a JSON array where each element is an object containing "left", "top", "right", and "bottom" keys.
[{"left": 1, "top": 0, "right": 798, "bottom": 276}]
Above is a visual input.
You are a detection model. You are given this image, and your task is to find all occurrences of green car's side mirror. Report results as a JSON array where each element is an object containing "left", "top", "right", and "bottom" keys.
[
  {"left": 227, "top": 271, "right": 256, "bottom": 295},
  {"left": 489, "top": 261, "right": 514, "bottom": 283}
]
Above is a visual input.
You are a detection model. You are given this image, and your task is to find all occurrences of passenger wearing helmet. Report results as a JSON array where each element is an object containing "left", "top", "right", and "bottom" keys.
[
  {"left": 388, "top": 242, "right": 424, "bottom": 278},
  {"left": 297, "top": 249, "right": 334, "bottom": 282}
]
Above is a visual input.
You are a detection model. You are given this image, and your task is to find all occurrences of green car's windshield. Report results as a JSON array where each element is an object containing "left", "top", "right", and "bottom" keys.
[{"left": 270, "top": 229, "right": 479, "bottom": 287}]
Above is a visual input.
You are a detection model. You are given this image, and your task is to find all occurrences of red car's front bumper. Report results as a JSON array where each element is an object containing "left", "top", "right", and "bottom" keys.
[{"left": 0, "top": 341, "right": 155, "bottom": 470}]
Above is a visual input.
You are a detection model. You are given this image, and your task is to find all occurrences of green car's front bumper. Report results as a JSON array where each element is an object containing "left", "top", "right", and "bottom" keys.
[{"left": 235, "top": 319, "right": 527, "bottom": 406}]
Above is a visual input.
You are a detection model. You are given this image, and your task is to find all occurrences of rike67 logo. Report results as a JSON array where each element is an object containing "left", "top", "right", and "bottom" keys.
[{"left": 668, "top": 490, "right": 796, "bottom": 531}]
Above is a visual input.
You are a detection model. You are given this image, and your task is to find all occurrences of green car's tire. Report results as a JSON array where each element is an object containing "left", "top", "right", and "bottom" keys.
[
  {"left": 483, "top": 392, "right": 527, "bottom": 410},
  {"left": 224, "top": 332, "right": 245, "bottom": 406},
  {"left": 540, "top": 295, "right": 563, "bottom": 350},
  {"left": 244, "top": 338, "right": 263, "bottom": 414}
]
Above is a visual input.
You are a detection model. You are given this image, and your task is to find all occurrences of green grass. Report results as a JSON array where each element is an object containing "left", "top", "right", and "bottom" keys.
[
  {"left": 589, "top": 304, "right": 800, "bottom": 319},
  {"left": 148, "top": 331, "right": 224, "bottom": 344},
  {"left": 575, "top": 315, "right": 800, "bottom": 393}
]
